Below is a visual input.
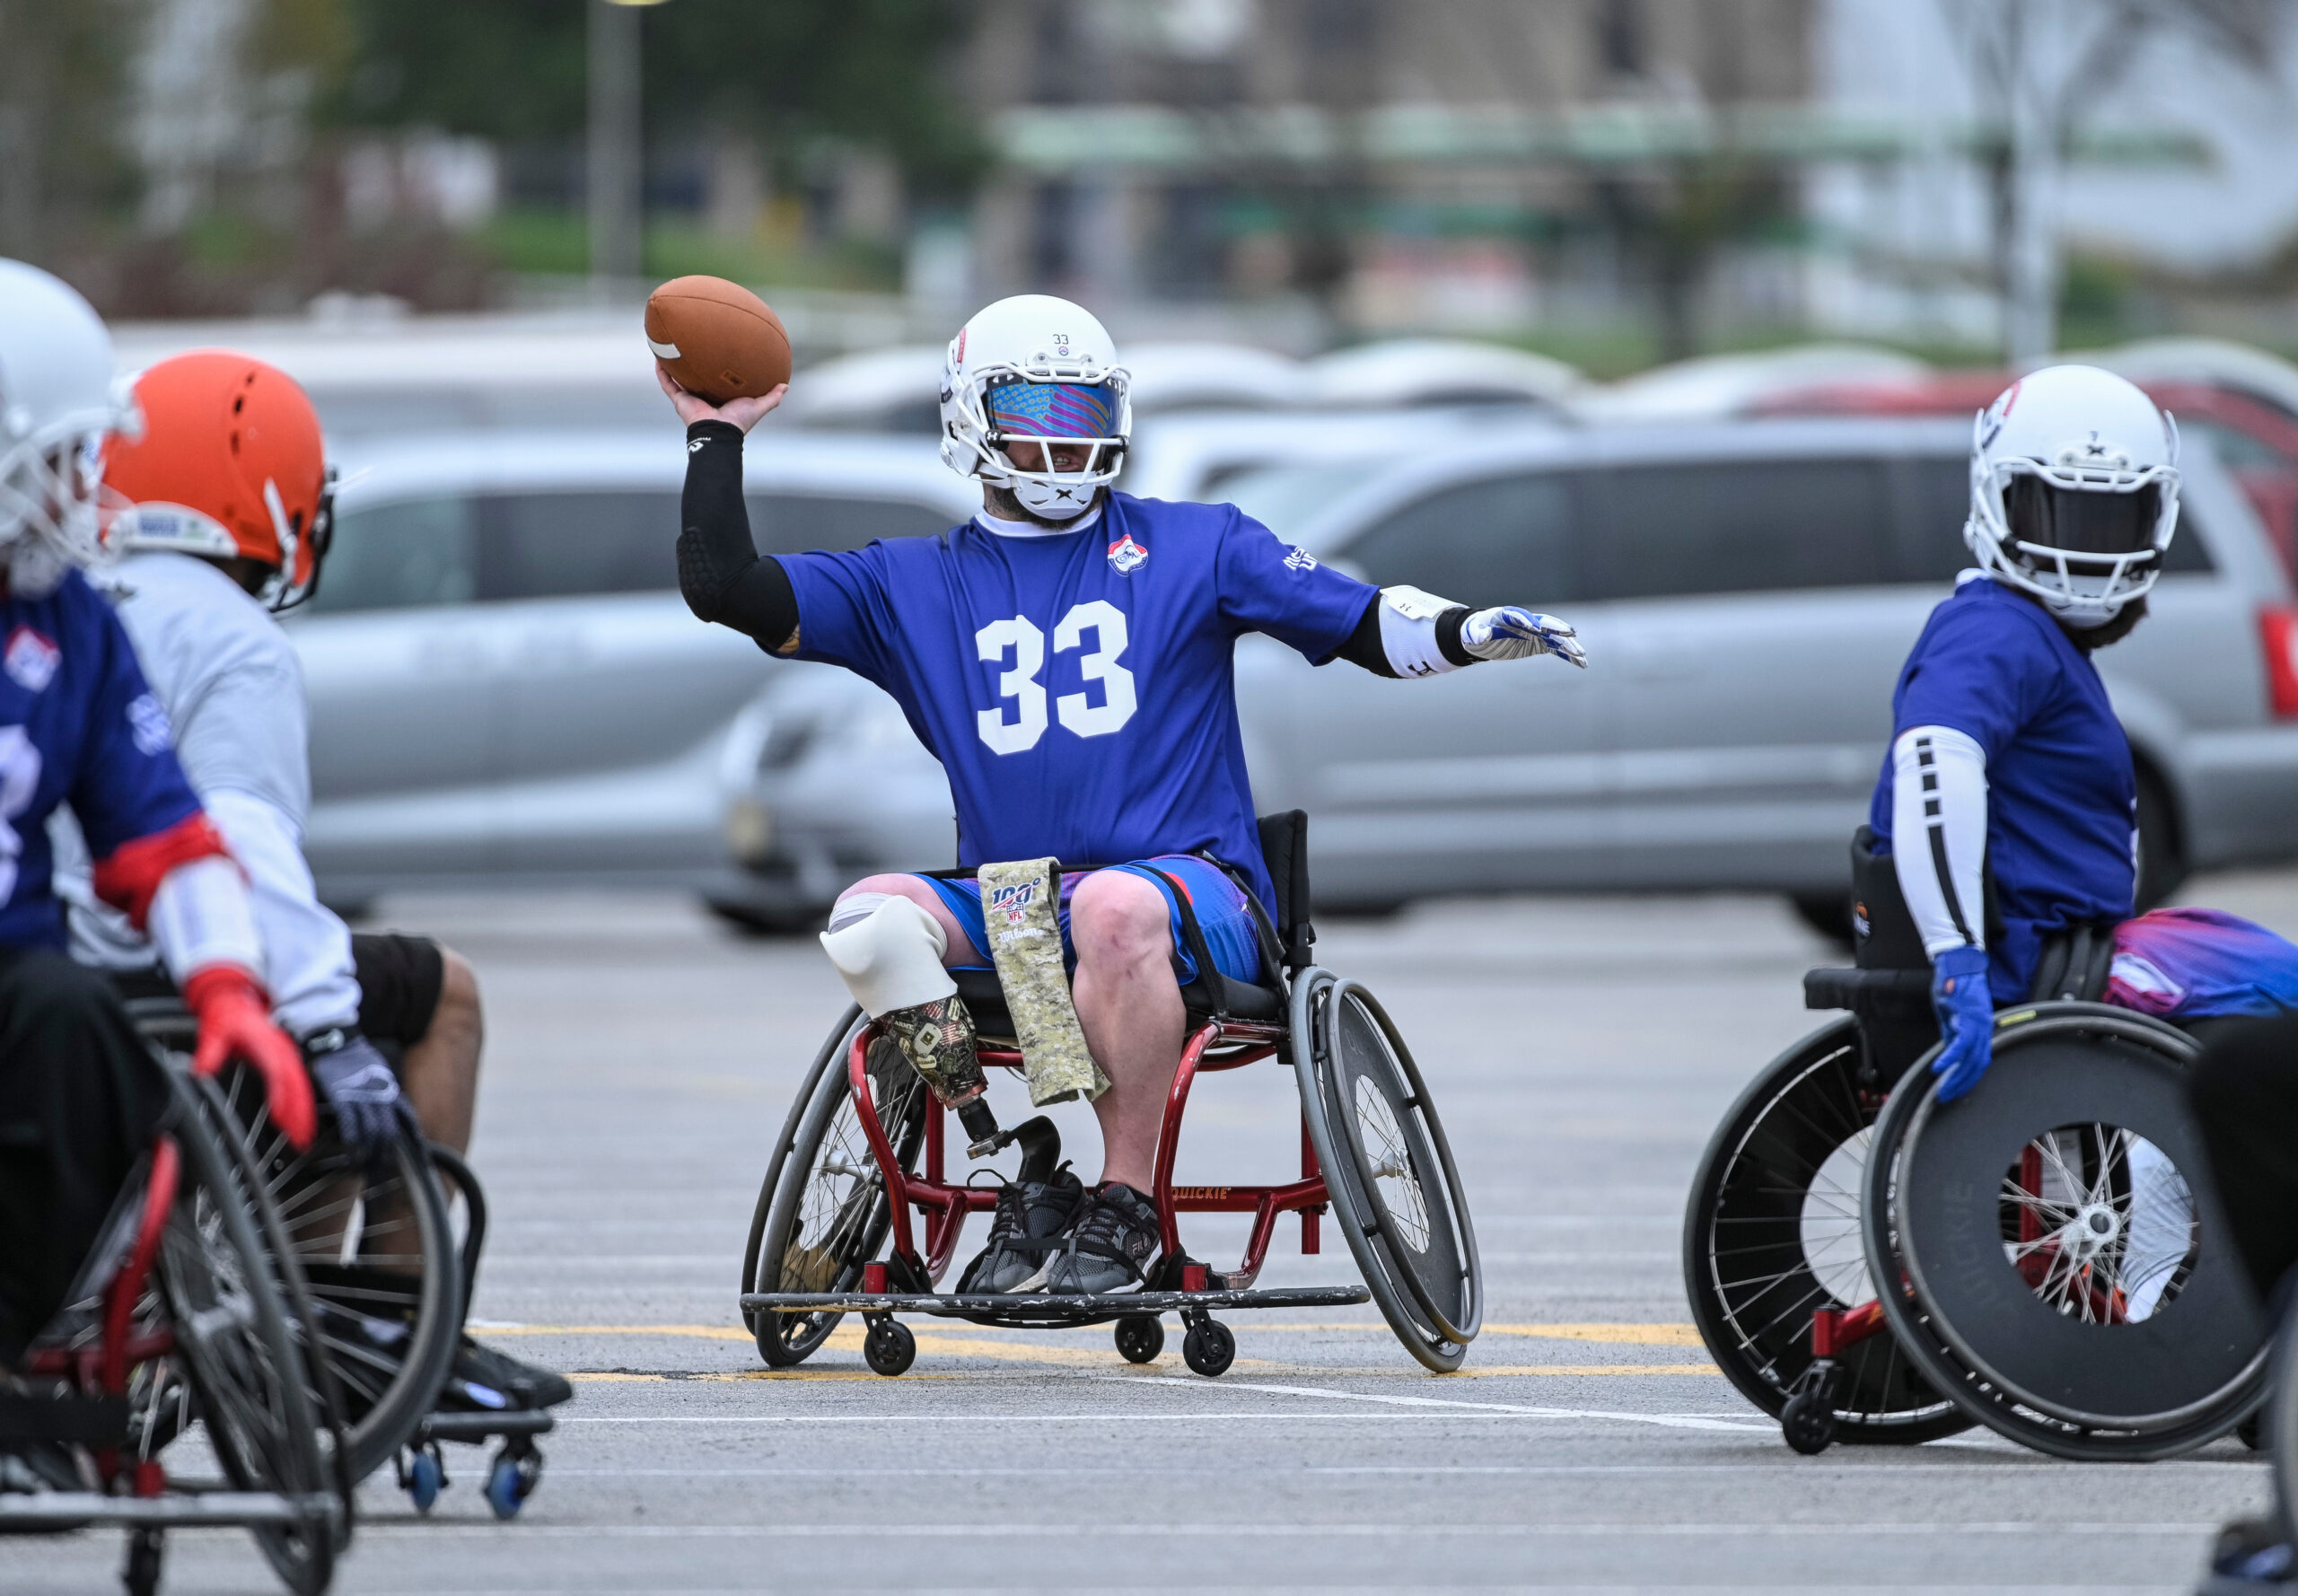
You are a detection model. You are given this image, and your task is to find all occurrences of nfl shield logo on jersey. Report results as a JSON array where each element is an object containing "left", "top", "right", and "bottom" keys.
[
  {"left": 990, "top": 881, "right": 1036, "bottom": 925},
  {"left": 1107, "top": 534, "right": 1148, "bottom": 575},
  {"left": 4, "top": 627, "right": 60, "bottom": 693}
]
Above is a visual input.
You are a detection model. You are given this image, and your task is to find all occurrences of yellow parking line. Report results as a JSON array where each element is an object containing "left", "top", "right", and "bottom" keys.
[{"left": 566, "top": 1363, "right": 1720, "bottom": 1384}]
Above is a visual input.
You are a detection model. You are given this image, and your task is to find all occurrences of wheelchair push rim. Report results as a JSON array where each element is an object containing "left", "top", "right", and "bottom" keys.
[
  {"left": 744, "top": 1009, "right": 929, "bottom": 1367},
  {"left": 160, "top": 1075, "right": 344, "bottom": 1594},
  {"left": 1294, "top": 969, "right": 1481, "bottom": 1370},
  {"left": 206, "top": 1059, "right": 460, "bottom": 1485},
  {"left": 1863, "top": 1003, "right": 2268, "bottom": 1460},
  {"left": 1681, "top": 1017, "right": 1967, "bottom": 1443}
]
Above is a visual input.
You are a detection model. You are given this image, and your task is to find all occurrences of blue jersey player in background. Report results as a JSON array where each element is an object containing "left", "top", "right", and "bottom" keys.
[
  {"left": 662, "top": 294, "right": 1585, "bottom": 1296},
  {"left": 1869, "top": 364, "right": 2298, "bottom": 1109}
]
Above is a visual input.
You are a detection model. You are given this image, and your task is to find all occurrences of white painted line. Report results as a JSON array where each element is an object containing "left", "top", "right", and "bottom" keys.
[
  {"left": 529, "top": 1458, "right": 2259, "bottom": 1478},
  {"left": 346, "top": 1521, "right": 2224, "bottom": 1539},
  {"left": 1102, "top": 1375, "right": 1773, "bottom": 1433},
  {"left": 556, "top": 1410, "right": 1761, "bottom": 1426}
]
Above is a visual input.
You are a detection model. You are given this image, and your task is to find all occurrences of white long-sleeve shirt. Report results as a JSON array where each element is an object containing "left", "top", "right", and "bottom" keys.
[{"left": 55, "top": 551, "right": 359, "bottom": 1036}]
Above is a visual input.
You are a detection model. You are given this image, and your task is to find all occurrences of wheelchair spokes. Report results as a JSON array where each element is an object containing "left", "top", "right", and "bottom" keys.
[
  {"left": 1350, "top": 1076, "right": 1431, "bottom": 1254},
  {"left": 1797, "top": 1128, "right": 1874, "bottom": 1311},
  {"left": 1998, "top": 1122, "right": 2197, "bottom": 1327}
]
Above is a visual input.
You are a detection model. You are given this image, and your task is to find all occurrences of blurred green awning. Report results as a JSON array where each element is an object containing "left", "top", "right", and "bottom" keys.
[{"left": 992, "top": 103, "right": 2212, "bottom": 173}]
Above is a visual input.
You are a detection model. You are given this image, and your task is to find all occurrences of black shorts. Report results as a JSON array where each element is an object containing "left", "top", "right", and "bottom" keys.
[{"left": 353, "top": 933, "right": 445, "bottom": 1053}]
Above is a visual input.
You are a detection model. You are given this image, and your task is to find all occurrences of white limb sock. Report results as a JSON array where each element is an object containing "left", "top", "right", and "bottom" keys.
[{"left": 819, "top": 894, "right": 956, "bottom": 1017}]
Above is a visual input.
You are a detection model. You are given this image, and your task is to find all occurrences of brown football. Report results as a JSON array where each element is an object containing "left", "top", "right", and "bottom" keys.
[{"left": 644, "top": 276, "right": 792, "bottom": 405}]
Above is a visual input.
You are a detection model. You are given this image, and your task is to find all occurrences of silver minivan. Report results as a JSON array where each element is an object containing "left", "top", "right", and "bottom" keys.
[
  {"left": 713, "top": 417, "right": 2298, "bottom": 925},
  {"left": 296, "top": 429, "right": 978, "bottom": 901}
]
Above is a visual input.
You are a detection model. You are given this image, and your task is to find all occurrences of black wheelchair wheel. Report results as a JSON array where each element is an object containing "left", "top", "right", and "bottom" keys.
[
  {"left": 1862, "top": 1003, "right": 2269, "bottom": 1461},
  {"left": 744, "top": 1009, "right": 930, "bottom": 1367},
  {"left": 161, "top": 1081, "right": 340, "bottom": 1596},
  {"left": 1682, "top": 1017, "right": 1969, "bottom": 1444},
  {"left": 1293, "top": 969, "right": 1481, "bottom": 1372},
  {"left": 206, "top": 1060, "right": 460, "bottom": 1484},
  {"left": 2267, "top": 1304, "right": 2298, "bottom": 1543}
]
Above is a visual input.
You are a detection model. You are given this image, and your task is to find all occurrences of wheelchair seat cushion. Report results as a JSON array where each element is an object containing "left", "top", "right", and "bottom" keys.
[{"left": 919, "top": 857, "right": 1263, "bottom": 988}]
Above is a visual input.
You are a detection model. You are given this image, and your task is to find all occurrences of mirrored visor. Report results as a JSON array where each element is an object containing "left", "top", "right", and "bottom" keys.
[
  {"left": 2004, "top": 476, "right": 2161, "bottom": 557},
  {"left": 985, "top": 378, "right": 1121, "bottom": 441}
]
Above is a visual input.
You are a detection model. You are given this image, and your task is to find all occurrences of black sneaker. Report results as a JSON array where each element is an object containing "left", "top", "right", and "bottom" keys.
[
  {"left": 1041, "top": 1181, "right": 1161, "bottom": 1295},
  {"left": 440, "top": 1336, "right": 574, "bottom": 1413},
  {"left": 958, "top": 1165, "right": 1085, "bottom": 1293}
]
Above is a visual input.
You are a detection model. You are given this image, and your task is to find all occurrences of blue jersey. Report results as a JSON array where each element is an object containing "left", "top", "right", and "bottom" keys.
[
  {"left": 781, "top": 492, "right": 1375, "bottom": 912},
  {"left": 1869, "top": 575, "right": 2136, "bottom": 1003},
  {"left": 0, "top": 570, "right": 203, "bottom": 949}
]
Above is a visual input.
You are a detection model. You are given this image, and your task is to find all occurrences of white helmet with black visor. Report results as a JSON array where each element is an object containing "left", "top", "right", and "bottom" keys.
[
  {"left": 939, "top": 294, "right": 1131, "bottom": 522},
  {"left": 1965, "top": 364, "right": 2180, "bottom": 630}
]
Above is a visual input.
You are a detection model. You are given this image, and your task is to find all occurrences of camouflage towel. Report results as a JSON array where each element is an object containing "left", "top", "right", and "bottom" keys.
[{"left": 978, "top": 858, "right": 1110, "bottom": 1105}]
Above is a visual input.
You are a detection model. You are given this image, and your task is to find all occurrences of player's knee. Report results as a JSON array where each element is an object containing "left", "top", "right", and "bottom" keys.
[
  {"left": 431, "top": 947, "right": 483, "bottom": 1048},
  {"left": 1070, "top": 871, "right": 1170, "bottom": 970}
]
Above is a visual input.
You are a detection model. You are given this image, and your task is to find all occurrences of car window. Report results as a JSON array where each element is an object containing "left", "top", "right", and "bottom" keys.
[
  {"left": 1897, "top": 455, "right": 2213, "bottom": 580},
  {"left": 1214, "top": 462, "right": 1382, "bottom": 543},
  {"left": 306, "top": 495, "right": 478, "bottom": 614},
  {"left": 478, "top": 491, "right": 681, "bottom": 600},
  {"left": 312, "top": 488, "right": 957, "bottom": 611},
  {"left": 1583, "top": 459, "right": 1893, "bottom": 600},
  {"left": 1336, "top": 472, "right": 1580, "bottom": 600},
  {"left": 748, "top": 494, "right": 951, "bottom": 557}
]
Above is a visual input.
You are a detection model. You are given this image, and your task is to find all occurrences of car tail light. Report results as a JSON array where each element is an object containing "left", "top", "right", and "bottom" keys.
[{"left": 2261, "top": 607, "right": 2298, "bottom": 718}]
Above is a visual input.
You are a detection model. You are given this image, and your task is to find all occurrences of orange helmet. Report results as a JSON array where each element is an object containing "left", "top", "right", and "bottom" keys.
[{"left": 103, "top": 350, "right": 335, "bottom": 610}]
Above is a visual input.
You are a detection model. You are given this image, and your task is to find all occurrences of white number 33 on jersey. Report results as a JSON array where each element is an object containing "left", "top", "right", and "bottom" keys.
[{"left": 975, "top": 601, "right": 1137, "bottom": 754}]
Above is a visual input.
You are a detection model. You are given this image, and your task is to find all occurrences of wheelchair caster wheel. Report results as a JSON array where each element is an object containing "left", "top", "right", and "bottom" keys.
[
  {"left": 1780, "top": 1390, "right": 1838, "bottom": 1455},
  {"left": 1115, "top": 1314, "right": 1164, "bottom": 1364},
  {"left": 124, "top": 1527, "right": 162, "bottom": 1596},
  {"left": 407, "top": 1448, "right": 445, "bottom": 1513},
  {"left": 485, "top": 1444, "right": 542, "bottom": 1521},
  {"left": 1181, "top": 1318, "right": 1235, "bottom": 1378},
  {"left": 863, "top": 1318, "right": 917, "bottom": 1377}
]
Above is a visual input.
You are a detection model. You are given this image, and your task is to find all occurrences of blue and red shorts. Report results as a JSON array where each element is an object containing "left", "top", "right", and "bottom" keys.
[{"left": 919, "top": 855, "right": 1263, "bottom": 987}]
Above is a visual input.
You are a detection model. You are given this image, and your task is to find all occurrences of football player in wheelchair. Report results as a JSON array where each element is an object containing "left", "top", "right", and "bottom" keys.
[
  {"left": 668, "top": 294, "right": 1576, "bottom": 1363},
  {"left": 1686, "top": 364, "right": 2298, "bottom": 1459}
]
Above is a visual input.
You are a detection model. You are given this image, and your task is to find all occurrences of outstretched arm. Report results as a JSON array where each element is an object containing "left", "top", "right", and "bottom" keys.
[{"left": 1333, "top": 585, "right": 1586, "bottom": 679}]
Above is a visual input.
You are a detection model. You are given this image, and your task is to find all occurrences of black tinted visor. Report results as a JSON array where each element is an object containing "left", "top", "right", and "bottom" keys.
[{"left": 2004, "top": 476, "right": 2160, "bottom": 556}]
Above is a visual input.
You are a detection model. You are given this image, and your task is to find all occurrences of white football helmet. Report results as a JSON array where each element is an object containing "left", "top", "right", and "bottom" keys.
[
  {"left": 0, "top": 259, "right": 133, "bottom": 597},
  {"left": 1965, "top": 364, "right": 2180, "bottom": 629},
  {"left": 939, "top": 294, "right": 1130, "bottom": 521}
]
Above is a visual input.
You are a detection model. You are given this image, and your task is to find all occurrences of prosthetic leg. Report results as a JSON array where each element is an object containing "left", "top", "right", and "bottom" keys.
[{"left": 820, "top": 894, "right": 1009, "bottom": 1157}]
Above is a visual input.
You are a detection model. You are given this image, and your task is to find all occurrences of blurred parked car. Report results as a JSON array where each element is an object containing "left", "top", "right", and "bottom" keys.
[
  {"left": 711, "top": 417, "right": 2298, "bottom": 931},
  {"left": 294, "top": 428, "right": 977, "bottom": 905}
]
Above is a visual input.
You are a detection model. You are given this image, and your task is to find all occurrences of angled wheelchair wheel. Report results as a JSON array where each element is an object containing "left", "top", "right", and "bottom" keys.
[
  {"left": 744, "top": 1008, "right": 930, "bottom": 1367},
  {"left": 1683, "top": 1017, "right": 1969, "bottom": 1444},
  {"left": 1862, "top": 1003, "right": 2269, "bottom": 1461},
  {"left": 161, "top": 1079, "right": 342, "bottom": 1595},
  {"left": 206, "top": 1058, "right": 460, "bottom": 1484},
  {"left": 2267, "top": 1304, "right": 2298, "bottom": 1544},
  {"left": 1294, "top": 969, "right": 1481, "bottom": 1372}
]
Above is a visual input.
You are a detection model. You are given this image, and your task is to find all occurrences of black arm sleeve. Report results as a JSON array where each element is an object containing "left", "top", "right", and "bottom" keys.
[
  {"left": 678, "top": 420, "right": 799, "bottom": 653},
  {"left": 1329, "top": 591, "right": 1479, "bottom": 678}
]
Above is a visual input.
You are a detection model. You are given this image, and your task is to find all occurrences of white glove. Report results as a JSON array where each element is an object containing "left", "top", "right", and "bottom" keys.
[{"left": 1460, "top": 607, "right": 1586, "bottom": 669}]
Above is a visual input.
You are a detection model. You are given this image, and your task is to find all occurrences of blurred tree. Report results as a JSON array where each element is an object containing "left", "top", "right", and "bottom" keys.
[
  {"left": 328, "top": 0, "right": 982, "bottom": 200},
  {"left": 0, "top": 0, "right": 147, "bottom": 259}
]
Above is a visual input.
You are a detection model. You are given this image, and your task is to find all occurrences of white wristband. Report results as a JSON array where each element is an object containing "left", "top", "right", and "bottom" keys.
[{"left": 1377, "top": 585, "right": 1464, "bottom": 679}]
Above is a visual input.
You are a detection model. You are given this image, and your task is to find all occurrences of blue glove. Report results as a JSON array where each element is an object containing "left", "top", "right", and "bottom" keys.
[
  {"left": 1928, "top": 945, "right": 1996, "bottom": 1102},
  {"left": 305, "top": 1031, "right": 416, "bottom": 1159}
]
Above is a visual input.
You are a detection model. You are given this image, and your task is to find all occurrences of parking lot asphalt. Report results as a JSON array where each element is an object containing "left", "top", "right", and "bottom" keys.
[{"left": 19, "top": 871, "right": 2298, "bottom": 1595}]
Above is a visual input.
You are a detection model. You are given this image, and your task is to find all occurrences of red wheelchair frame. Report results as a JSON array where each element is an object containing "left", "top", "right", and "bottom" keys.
[{"left": 849, "top": 1010, "right": 1326, "bottom": 1292}]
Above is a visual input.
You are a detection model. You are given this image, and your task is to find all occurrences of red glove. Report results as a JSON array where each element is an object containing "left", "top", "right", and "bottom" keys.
[{"left": 183, "top": 966, "right": 314, "bottom": 1151}]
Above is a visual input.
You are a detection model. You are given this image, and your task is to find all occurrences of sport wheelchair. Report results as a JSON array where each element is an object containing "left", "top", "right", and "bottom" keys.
[
  {"left": 1684, "top": 830, "right": 2267, "bottom": 1460},
  {"left": 127, "top": 998, "right": 555, "bottom": 1519},
  {"left": 0, "top": 1039, "right": 351, "bottom": 1596},
  {"left": 741, "top": 812, "right": 1483, "bottom": 1374}
]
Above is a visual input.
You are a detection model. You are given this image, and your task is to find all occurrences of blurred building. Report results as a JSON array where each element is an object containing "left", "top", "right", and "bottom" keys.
[{"left": 959, "top": 0, "right": 1817, "bottom": 347}]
